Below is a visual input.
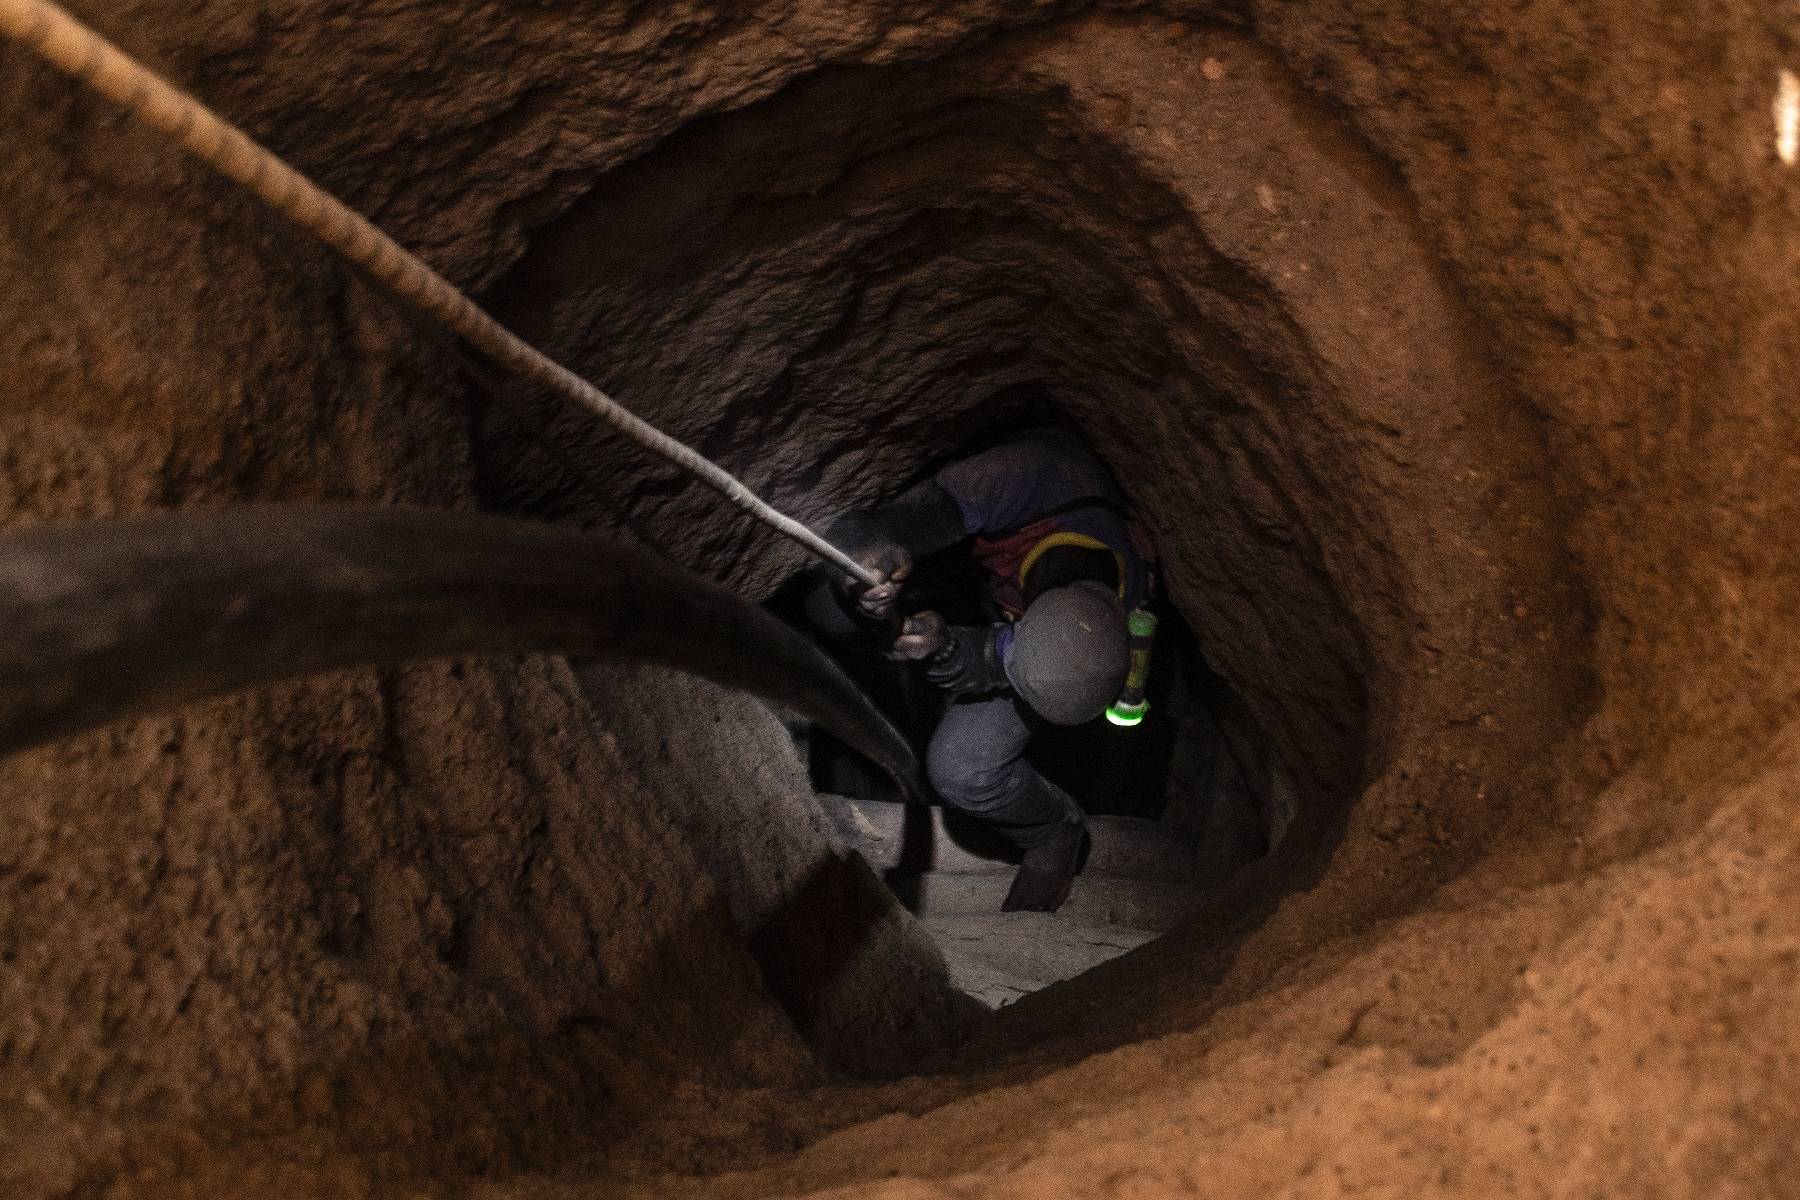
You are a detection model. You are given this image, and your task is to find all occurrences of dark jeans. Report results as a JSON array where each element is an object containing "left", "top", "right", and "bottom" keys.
[{"left": 925, "top": 693, "right": 1080, "bottom": 848}]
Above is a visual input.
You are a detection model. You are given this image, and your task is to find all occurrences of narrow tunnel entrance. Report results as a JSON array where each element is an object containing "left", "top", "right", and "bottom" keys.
[
  {"left": 763, "top": 411, "right": 1295, "bottom": 1007},
  {"left": 463, "top": 41, "right": 1389, "bottom": 1027}
]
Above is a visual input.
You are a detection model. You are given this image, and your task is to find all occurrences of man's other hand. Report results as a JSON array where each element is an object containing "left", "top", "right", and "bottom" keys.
[
  {"left": 890, "top": 611, "right": 949, "bottom": 660},
  {"left": 852, "top": 544, "right": 912, "bottom": 620}
]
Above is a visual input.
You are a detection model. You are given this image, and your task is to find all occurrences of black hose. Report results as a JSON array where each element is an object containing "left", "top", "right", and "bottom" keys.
[{"left": 0, "top": 505, "right": 923, "bottom": 796}]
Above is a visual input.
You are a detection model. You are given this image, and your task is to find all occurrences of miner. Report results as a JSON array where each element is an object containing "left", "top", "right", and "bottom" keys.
[{"left": 809, "top": 428, "right": 1150, "bottom": 913}]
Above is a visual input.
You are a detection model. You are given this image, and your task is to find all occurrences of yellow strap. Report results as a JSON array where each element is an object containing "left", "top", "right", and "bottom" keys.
[{"left": 1018, "top": 532, "right": 1127, "bottom": 601}]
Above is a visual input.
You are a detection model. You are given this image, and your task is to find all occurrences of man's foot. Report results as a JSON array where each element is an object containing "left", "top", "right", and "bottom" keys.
[{"left": 1001, "top": 817, "right": 1088, "bottom": 913}]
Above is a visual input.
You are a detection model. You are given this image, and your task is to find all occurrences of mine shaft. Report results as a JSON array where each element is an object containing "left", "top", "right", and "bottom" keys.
[{"left": 2, "top": 2, "right": 1797, "bottom": 1197}]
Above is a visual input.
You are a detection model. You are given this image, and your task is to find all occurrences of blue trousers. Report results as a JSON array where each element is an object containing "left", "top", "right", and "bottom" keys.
[{"left": 925, "top": 693, "right": 1079, "bottom": 848}]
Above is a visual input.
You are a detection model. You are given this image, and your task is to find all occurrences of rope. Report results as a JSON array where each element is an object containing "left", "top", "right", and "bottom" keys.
[{"left": 0, "top": 0, "right": 878, "bottom": 588}]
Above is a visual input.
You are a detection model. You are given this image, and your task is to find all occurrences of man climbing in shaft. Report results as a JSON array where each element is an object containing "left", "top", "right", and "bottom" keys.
[{"left": 809, "top": 427, "right": 1150, "bottom": 913}]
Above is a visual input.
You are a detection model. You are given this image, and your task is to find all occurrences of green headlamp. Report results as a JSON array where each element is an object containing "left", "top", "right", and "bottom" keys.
[{"left": 1105, "top": 607, "right": 1158, "bottom": 727}]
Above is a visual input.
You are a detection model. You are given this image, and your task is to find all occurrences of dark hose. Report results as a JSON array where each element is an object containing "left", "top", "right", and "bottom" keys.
[{"left": 0, "top": 505, "right": 923, "bottom": 796}]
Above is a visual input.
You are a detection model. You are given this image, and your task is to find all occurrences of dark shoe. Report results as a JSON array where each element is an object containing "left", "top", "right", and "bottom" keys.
[{"left": 1001, "top": 818, "right": 1088, "bottom": 913}]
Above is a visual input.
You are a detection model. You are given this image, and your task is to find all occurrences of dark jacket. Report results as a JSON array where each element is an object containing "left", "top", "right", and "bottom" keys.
[{"left": 815, "top": 430, "right": 1146, "bottom": 695}]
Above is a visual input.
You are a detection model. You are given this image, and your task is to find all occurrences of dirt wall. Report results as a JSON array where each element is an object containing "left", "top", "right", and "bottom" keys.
[
  {"left": 0, "top": 4, "right": 979, "bottom": 1192},
  {"left": 2, "top": 0, "right": 1798, "bottom": 1196}
]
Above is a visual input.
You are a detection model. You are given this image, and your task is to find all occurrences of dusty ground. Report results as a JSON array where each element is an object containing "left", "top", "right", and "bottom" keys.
[{"left": 2, "top": 0, "right": 1798, "bottom": 1196}]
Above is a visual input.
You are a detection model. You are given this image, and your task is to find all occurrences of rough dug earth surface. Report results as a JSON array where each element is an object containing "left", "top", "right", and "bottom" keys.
[{"left": 1, "top": 1, "right": 1798, "bottom": 1197}]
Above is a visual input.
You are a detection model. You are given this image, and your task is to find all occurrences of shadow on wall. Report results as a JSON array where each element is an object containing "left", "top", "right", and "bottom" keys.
[
  {"left": 744, "top": 849, "right": 977, "bottom": 1063},
  {"left": 571, "top": 659, "right": 980, "bottom": 1076}
]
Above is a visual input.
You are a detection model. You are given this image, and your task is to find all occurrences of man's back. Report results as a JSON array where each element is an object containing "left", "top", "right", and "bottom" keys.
[{"left": 935, "top": 429, "right": 1147, "bottom": 618}]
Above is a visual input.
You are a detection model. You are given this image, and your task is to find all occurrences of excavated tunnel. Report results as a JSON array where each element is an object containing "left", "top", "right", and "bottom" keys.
[
  {"left": 4, "top": 3, "right": 1798, "bottom": 1198},
  {"left": 461, "top": 19, "right": 1583, "bottom": 1039}
]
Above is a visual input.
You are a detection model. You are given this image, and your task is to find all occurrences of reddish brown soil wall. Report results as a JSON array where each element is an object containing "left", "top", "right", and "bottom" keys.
[{"left": 2, "top": 2, "right": 1797, "bottom": 1196}]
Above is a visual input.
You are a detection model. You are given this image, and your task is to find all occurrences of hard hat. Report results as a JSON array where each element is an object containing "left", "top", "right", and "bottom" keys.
[{"left": 1005, "top": 581, "right": 1129, "bottom": 725}]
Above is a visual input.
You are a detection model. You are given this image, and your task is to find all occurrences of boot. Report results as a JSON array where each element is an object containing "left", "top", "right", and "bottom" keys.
[{"left": 1001, "top": 814, "right": 1088, "bottom": 913}]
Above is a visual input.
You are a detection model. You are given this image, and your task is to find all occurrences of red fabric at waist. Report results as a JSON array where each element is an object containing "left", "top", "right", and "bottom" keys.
[{"left": 972, "top": 518, "right": 1061, "bottom": 618}]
